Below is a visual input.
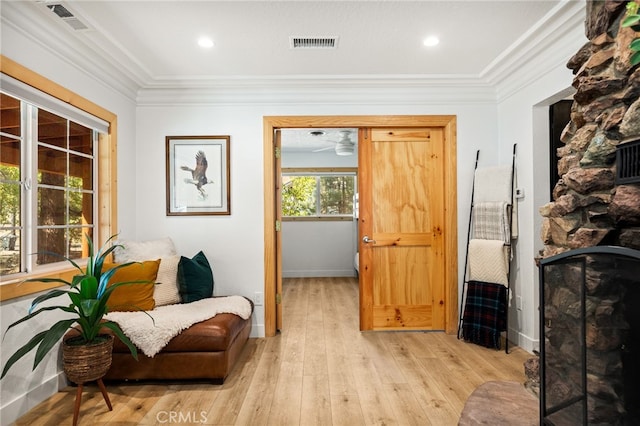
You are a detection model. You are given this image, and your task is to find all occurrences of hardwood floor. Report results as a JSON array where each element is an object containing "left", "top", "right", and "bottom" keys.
[{"left": 15, "top": 277, "right": 533, "bottom": 425}]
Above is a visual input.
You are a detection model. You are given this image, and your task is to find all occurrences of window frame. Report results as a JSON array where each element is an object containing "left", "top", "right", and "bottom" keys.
[
  {"left": 281, "top": 167, "right": 357, "bottom": 222},
  {"left": 0, "top": 56, "right": 117, "bottom": 301}
]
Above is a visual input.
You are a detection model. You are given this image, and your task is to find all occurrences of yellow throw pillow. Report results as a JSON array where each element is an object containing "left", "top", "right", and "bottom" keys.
[{"left": 104, "top": 260, "right": 160, "bottom": 312}]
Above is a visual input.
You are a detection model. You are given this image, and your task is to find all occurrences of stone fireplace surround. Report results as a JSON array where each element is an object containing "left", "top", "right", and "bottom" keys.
[
  {"left": 535, "top": 0, "right": 640, "bottom": 424},
  {"left": 540, "top": 0, "right": 640, "bottom": 258}
]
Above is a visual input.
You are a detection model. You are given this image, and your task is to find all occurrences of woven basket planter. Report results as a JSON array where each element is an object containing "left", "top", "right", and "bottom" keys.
[{"left": 63, "top": 335, "right": 114, "bottom": 384}]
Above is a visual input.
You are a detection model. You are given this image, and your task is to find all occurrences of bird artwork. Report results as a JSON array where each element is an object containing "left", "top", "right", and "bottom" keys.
[{"left": 181, "top": 150, "right": 212, "bottom": 199}]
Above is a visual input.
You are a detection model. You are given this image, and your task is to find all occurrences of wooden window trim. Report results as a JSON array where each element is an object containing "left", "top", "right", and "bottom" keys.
[
  {"left": 0, "top": 55, "right": 117, "bottom": 301},
  {"left": 282, "top": 167, "right": 358, "bottom": 173},
  {"left": 282, "top": 216, "right": 354, "bottom": 222}
]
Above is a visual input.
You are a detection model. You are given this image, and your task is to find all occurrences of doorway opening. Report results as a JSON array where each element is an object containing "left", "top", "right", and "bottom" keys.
[
  {"left": 263, "top": 115, "right": 458, "bottom": 337},
  {"left": 549, "top": 100, "right": 572, "bottom": 200},
  {"left": 280, "top": 128, "right": 359, "bottom": 280}
]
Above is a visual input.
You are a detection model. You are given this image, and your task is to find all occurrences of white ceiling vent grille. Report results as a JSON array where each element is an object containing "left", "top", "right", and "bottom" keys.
[
  {"left": 290, "top": 37, "right": 339, "bottom": 49},
  {"left": 45, "top": 3, "right": 91, "bottom": 31}
]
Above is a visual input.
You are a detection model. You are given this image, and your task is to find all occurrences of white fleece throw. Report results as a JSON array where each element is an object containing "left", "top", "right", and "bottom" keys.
[
  {"left": 104, "top": 296, "right": 252, "bottom": 357},
  {"left": 474, "top": 166, "right": 512, "bottom": 203}
]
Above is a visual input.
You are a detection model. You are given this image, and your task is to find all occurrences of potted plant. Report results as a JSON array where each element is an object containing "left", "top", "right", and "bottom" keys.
[{"left": 0, "top": 234, "right": 149, "bottom": 382}]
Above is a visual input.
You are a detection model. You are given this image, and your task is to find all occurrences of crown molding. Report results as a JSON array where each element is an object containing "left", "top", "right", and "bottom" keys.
[
  {"left": 2, "top": 0, "right": 587, "bottom": 107},
  {"left": 136, "top": 75, "right": 497, "bottom": 105},
  {"left": 481, "top": 0, "right": 587, "bottom": 101},
  {"left": 1, "top": 1, "right": 142, "bottom": 101}
]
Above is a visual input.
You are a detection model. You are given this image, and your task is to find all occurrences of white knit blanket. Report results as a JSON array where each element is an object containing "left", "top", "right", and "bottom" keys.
[
  {"left": 105, "top": 296, "right": 252, "bottom": 357},
  {"left": 468, "top": 239, "right": 509, "bottom": 286}
]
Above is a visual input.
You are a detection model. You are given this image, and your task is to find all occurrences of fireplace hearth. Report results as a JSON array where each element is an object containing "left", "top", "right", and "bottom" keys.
[{"left": 539, "top": 246, "right": 640, "bottom": 425}]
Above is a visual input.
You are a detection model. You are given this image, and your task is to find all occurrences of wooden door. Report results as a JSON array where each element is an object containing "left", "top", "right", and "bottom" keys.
[{"left": 359, "top": 127, "right": 446, "bottom": 330}]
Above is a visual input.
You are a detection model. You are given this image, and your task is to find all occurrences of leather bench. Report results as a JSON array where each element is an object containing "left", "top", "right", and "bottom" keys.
[
  {"left": 103, "top": 311, "right": 252, "bottom": 382},
  {"left": 64, "top": 306, "right": 252, "bottom": 383}
]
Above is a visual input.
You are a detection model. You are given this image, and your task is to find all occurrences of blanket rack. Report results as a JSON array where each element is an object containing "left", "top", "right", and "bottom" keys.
[{"left": 457, "top": 144, "right": 517, "bottom": 354}]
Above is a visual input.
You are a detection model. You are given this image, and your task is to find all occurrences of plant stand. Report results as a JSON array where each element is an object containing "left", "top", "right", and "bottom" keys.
[
  {"left": 73, "top": 379, "right": 112, "bottom": 426},
  {"left": 63, "top": 335, "right": 114, "bottom": 425}
]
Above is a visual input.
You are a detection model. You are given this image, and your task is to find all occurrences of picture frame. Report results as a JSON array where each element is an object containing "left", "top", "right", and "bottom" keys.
[{"left": 166, "top": 135, "right": 230, "bottom": 216}]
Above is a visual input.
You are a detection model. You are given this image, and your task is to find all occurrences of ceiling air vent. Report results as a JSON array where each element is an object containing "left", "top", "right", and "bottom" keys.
[
  {"left": 290, "top": 37, "right": 339, "bottom": 49},
  {"left": 45, "top": 3, "right": 90, "bottom": 31}
]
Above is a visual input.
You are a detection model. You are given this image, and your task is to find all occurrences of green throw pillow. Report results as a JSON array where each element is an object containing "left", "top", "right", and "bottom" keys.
[{"left": 177, "top": 251, "right": 214, "bottom": 303}]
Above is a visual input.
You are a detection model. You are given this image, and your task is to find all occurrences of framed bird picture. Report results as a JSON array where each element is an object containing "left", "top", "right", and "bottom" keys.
[{"left": 166, "top": 135, "right": 230, "bottom": 215}]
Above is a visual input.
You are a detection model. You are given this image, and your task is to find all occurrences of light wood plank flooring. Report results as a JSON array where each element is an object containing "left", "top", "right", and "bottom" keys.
[{"left": 14, "top": 277, "right": 532, "bottom": 425}]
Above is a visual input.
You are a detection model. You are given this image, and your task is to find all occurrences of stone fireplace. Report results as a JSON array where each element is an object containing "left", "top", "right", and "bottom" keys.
[
  {"left": 537, "top": 1, "right": 640, "bottom": 424},
  {"left": 540, "top": 1, "right": 640, "bottom": 256}
]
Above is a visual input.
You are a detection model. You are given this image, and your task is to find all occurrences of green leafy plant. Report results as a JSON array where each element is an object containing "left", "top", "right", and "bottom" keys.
[
  {"left": 623, "top": 1, "right": 640, "bottom": 66},
  {"left": 282, "top": 175, "right": 317, "bottom": 216},
  {"left": 1, "top": 234, "right": 150, "bottom": 379}
]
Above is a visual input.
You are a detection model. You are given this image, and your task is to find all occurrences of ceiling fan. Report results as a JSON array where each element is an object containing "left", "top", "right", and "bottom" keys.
[{"left": 312, "top": 130, "right": 356, "bottom": 156}]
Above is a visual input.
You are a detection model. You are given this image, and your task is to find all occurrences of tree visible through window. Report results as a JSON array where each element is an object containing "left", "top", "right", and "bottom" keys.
[
  {"left": 320, "top": 176, "right": 354, "bottom": 215},
  {"left": 282, "top": 176, "right": 316, "bottom": 216},
  {"left": 282, "top": 171, "right": 355, "bottom": 218},
  {"left": 0, "top": 92, "right": 98, "bottom": 277}
]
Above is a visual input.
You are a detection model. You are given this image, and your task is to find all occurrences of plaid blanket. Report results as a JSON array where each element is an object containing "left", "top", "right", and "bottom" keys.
[
  {"left": 472, "top": 201, "right": 511, "bottom": 243},
  {"left": 461, "top": 280, "right": 507, "bottom": 349}
]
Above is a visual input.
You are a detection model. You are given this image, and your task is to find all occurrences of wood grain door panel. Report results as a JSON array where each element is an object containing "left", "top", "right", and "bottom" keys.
[{"left": 361, "top": 127, "right": 445, "bottom": 331}]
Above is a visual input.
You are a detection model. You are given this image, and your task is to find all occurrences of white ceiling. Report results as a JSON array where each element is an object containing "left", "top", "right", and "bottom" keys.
[
  {"left": 3, "top": 0, "right": 573, "bottom": 153},
  {"left": 16, "top": 0, "right": 563, "bottom": 83},
  {"left": 281, "top": 128, "right": 358, "bottom": 154}
]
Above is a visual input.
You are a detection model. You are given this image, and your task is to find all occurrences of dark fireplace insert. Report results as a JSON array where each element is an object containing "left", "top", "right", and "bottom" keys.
[{"left": 539, "top": 246, "right": 640, "bottom": 425}]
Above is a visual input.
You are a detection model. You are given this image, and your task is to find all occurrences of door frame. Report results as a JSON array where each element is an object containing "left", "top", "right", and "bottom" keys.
[{"left": 263, "top": 115, "right": 458, "bottom": 337}]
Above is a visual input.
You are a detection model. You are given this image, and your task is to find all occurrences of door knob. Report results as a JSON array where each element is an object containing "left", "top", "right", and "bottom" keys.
[{"left": 363, "top": 236, "right": 376, "bottom": 244}]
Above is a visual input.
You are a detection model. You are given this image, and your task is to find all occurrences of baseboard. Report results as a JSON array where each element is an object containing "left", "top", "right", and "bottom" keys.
[
  {"left": 508, "top": 328, "right": 539, "bottom": 354},
  {"left": 282, "top": 269, "right": 356, "bottom": 278},
  {"left": 0, "top": 371, "right": 65, "bottom": 425},
  {"left": 251, "top": 324, "right": 265, "bottom": 338}
]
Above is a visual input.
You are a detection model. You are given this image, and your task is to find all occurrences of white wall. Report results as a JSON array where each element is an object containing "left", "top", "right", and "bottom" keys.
[
  {"left": 495, "top": 19, "right": 586, "bottom": 353},
  {"left": 282, "top": 221, "right": 358, "bottom": 277},
  {"left": 0, "top": 22, "right": 138, "bottom": 426},
  {"left": 134, "top": 102, "right": 499, "bottom": 338}
]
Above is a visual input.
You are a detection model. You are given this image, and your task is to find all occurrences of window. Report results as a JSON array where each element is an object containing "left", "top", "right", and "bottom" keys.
[
  {"left": 282, "top": 169, "right": 356, "bottom": 219},
  {"left": 0, "top": 60, "right": 116, "bottom": 300},
  {"left": 0, "top": 92, "right": 101, "bottom": 277}
]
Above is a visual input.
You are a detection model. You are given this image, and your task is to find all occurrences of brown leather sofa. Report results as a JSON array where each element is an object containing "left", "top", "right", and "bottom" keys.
[{"left": 65, "top": 304, "right": 253, "bottom": 383}]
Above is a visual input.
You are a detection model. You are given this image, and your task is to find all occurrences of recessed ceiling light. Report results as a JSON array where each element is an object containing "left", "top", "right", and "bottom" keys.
[
  {"left": 198, "top": 37, "right": 214, "bottom": 48},
  {"left": 423, "top": 36, "right": 440, "bottom": 47}
]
